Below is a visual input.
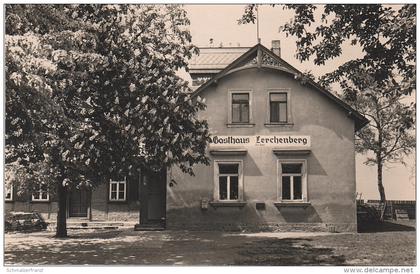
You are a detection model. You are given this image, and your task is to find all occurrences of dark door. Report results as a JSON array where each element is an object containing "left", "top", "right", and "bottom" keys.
[
  {"left": 69, "top": 188, "right": 88, "bottom": 218},
  {"left": 139, "top": 169, "right": 167, "bottom": 229}
]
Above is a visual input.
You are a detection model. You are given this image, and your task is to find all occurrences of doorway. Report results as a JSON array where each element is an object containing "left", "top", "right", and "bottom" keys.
[
  {"left": 137, "top": 169, "right": 167, "bottom": 229},
  {"left": 68, "top": 188, "right": 89, "bottom": 218}
]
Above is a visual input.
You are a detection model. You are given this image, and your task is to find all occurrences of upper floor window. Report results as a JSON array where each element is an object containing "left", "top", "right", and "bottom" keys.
[
  {"left": 232, "top": 93, "right": 250, "bottom": 123},
  {"left": 32, "top": 183, "right": 49, "bottom": 202},
  {"left": 109, "top": 178, "right": 127, "bottom": 201},
  {"left": 5, "top": 185, "right": 13, "bottom": 201},
  {"left": 214, "top": 161, "right": 243, "bottom": 201},
  {"left": 270, "top": 92, "right": 288, "bottom": 123}
]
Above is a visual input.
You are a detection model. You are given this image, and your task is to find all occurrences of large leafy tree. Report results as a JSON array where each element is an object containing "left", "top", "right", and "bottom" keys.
[
  {"left": 6, "top": 4, "right": 210, "bottom": 237},
  {"left": 239, "top": 4, "right": 416, "bottom": 96}
]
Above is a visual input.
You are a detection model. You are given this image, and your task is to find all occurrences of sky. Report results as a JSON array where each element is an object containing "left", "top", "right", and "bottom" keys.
[{"left": 184, "top": 4, "right": 415, "bottom": 201}]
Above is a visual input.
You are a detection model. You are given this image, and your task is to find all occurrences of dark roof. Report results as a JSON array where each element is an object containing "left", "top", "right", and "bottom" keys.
[{"left": 190, "top": 43, "right": 369, "bottom": 132}]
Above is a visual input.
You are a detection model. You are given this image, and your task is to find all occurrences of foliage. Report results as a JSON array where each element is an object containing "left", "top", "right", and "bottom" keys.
[
  {"left": 5, "top": 4, "right": 210, "bottom": 198},
  {"left": 239, "top": 4, "right": 416, "bottom": 96},
  {"left": 343, "top": 77, "right": 416, "bottom": 167}
]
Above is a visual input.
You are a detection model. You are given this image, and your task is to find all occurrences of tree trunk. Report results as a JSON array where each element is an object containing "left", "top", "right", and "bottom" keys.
[
  {"left": 55, "top": 181, "right": 68, "bottom": 238},
  {"left": 377, "top": 160, "right": 386, "bottom": 203}
]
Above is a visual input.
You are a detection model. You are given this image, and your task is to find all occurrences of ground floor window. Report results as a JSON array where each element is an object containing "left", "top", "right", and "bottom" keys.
[
  {"left": 278, "top": 160, "right": 307, "bottom": 202},
  {"left": 214, "top": 161, "right": 243, "bottom": 201},
  {"left": 109, "top": 178, "right": 127, "bottom": 201},
  {"left": 32, "top": 183, "right": 49, "bottom": 202},
  {"left": 5, "top": 184, "right": 13, "bottom": 201}
]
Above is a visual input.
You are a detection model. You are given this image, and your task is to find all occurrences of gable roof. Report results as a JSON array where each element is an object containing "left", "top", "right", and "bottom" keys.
[{"left": 190, "top": 43, "right": 369, "bottom": 132}]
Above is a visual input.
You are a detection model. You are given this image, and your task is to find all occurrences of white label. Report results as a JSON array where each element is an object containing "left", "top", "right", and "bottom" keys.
[{"left": 209, "top": 135, "right": 311, "bottom": 147}]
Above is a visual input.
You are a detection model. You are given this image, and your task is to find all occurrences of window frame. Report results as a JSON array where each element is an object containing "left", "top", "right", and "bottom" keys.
[
  {"left": 228, "top": 90, "right": 253, "bottom": 126},
  {"left": 5, "top": 184, "right": 13, "bottom": 202},
  {"left": 266, "top": 89, "right": 293, "bottom": 125},
  {"left": 32, "top": 183, "right": 50, "bottom": 202},
  {"left": 213, "top": 160, "right": 244, "bottom": 202},
  {"left": 109, "top": 178, "right": 127, "bottom": 202},
  {"left": 277, "top": 159, "right": 307, "bottom": 202},
  {"left": 232, "top": 93, "right": 250, "bottom": 123},
  {"left": 269, "top": 92, "right": 288, "bottom": 123}
]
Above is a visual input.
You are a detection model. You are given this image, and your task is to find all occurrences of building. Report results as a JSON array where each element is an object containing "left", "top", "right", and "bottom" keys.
[
  {"left": 166, "top": 41, "right": 368, "bottom": 232},
  {"left": 5, "top": 41, "right": 368, "bottom": 232}
]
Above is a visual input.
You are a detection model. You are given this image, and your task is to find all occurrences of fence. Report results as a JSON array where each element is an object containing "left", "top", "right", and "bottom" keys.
[{"left": 361, "top": 200, "right": 416, "bottom": 220}]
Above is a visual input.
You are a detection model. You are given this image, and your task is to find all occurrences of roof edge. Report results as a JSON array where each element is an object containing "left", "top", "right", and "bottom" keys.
[{"left": 191, "top": 43, "right": 369, "bottom": 132}]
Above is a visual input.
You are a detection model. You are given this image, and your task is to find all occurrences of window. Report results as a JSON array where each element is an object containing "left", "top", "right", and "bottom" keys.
[
  {"left": 232, "top": 93, "right": 249, "bottom": 123},
  {"left": 32, "top": 183, "right": 49, "bottom": 202},
  {"left": 214, "top": 161, "right": 243, "bottom": 201},
  {"left": 270, "top": 92, "right": 288, "bottom": 123},
  {"left": 5, "top": 185, "right": 13, "bottom": 201},
  {"left": 278, "top": 160, "right": 307, "bottom": 202},
  {"left": 109, "top": 178, "right": 127, "bottom": 201}
]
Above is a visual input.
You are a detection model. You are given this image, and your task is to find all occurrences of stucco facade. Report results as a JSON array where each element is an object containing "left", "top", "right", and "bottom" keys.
[{"left": 166, "top": 44, "right": 367, "bottom": 232}]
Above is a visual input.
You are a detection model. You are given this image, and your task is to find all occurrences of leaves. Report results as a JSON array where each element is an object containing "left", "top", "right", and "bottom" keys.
[
  {"left": 240, "top": 4, "right": 416, "bottom": 96},
  {"left": 342, "top": 74, "right": 415, "bottom": 166},
  {"left": 6, "top": 4, "right": 210, "bottom": 196}
]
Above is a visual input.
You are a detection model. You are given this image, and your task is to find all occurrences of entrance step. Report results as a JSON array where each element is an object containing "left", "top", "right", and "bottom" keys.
[
  {"left": 68, "top": 222, "right": 123, "bottom": 229},
  {"left": 46, "top": 221, "right": 136, "bottom": 230},
  {"left": 134, "top": 224, "right": 165, "bottom": 231}
]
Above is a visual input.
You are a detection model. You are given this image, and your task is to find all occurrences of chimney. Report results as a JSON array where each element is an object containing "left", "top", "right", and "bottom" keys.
[{"left": 271, "top": 40, "right": 281, "bottom": 58}]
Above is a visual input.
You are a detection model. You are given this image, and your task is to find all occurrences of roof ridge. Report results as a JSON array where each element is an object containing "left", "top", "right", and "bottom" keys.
[{"left": 197, "top": 46, "right": 252, "bottom": 49}]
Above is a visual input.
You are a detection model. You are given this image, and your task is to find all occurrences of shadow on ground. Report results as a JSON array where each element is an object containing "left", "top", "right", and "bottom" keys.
[
  {"left": 358, "top": 220, "right": 416, "bottom": 233},
  {"left": 4, "top": 225, "right": 416, "bottom": 266},
  {"left": 4, "top": 230, "right": 346, "bottom": 265},
  {"left": 234, "top": 238, "right": 346, "bottom": 266}
]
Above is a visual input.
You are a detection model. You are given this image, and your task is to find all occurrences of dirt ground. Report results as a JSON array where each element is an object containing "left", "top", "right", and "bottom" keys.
[{"left": 4, "top": 220, "right": 416, "bottom": 266}]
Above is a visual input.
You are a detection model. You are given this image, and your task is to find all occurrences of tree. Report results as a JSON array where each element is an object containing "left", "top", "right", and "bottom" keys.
[
  {"left": 341, "top": 75, "right": 415, "bottom": 203},
  {"left": 239, "top": 4, "right": 416, "bottom": 96},
  {"left": 6, "top": 4, "right": 210, "bottom": 237},
  {"left": 6, "top": 4, "right": 95, "bottom": 237}
]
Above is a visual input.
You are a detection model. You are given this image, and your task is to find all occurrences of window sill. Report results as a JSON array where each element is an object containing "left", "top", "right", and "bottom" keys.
[
  {"left": 226, "top": 123, "right": 255, "bottom": 128},
  {"left": 209, "top": 201, "right": 247, "bottom": 208},
  {"left": 274, "top": 202, "right": 311, "bottom": 208},
  {"left": 31, "top": 200, "right": 50, "bottom": 203},
  {"left": 108, "top": 200, "right": 128, "bottom": 204},
  {"left": 264, "top": 123, "right": 294, "bottom": 127}
]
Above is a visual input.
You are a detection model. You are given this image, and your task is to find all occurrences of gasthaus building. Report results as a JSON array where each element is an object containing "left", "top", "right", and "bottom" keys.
[
  {"left": 5, "top": 41, "right": 368, "bottom": 232},
  {"left": 166, "top": 41, "right": 368, "bottom": 232}
]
